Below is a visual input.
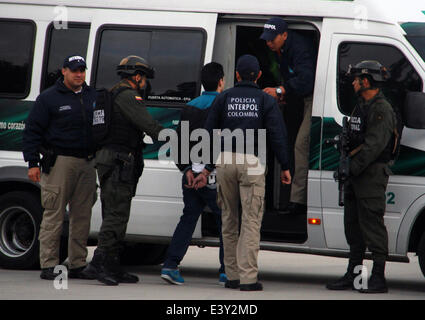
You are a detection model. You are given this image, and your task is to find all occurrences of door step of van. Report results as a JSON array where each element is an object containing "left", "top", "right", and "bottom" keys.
[
  {"left": 275, "top": 209, "right": 308, "bottom": 216},
  {"left": 260, "top": 231, "right": 307, "bottom": 243},
  {"left": 260, "top": 210, "right": 307, "bottom": 243}
]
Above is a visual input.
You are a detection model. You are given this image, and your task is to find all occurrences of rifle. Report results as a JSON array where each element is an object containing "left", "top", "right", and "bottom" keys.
[{"left": 325, "top": 116, "right": 350, "bottom": 206}]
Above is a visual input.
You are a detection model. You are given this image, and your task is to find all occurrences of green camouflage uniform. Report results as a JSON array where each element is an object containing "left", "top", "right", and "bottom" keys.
[
  {"left": 345, "top": 91, "right": 396, "bottom": 264},
  {"left": 96, "top": 80, "right": 163, "bottom": 256}
]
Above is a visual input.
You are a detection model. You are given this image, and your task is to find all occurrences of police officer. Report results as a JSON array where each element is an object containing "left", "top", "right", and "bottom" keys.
[
  {"left": 261, "top": 17, "right": 316, "bottom": 215},
  {"left": 203, "top": 55, "right": 291, "bottom": 291},
  {"left": 82, "top": 55, "right": 163, "bottom": 285},
  {"left": 326, "top": 61, "right": 396, "bottom": 293},
  {"left": 23, "top": 55, "right": 97, "bottom": 280}
]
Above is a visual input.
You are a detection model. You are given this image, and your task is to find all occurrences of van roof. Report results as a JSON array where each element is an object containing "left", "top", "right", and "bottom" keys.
[{"left": 3, "top": 0, "right": 425, "bottom": 24}]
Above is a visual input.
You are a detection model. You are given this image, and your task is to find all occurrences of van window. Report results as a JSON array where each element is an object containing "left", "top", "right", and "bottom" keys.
[
  {"left": 41, "top": 23, "right": 90, "bottom": 92},
  {"left": 93, "top": 27, "right": 205, "bottom": 105},
  {"left": 0, "top": 20, "right": 35, "bottom": 98},
  {"left": 337, "top": 42, "right": 423, "bottom": 115},
  {"left": 93, "top": 26, "right": 205, "bottom": 105}
]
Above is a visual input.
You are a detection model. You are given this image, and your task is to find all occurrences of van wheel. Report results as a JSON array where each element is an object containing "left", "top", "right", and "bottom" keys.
[
  {"left": 0, "top": 191, "right": 41, "bottom": 269},
  {"left": 120, "top": 243, "right": 168, "bottom": 265},
  {"left": 418, "top": 231, "right": 425, "bottom": 278}
]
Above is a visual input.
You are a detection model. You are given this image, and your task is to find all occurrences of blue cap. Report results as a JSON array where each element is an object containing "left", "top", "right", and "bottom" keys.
[
  {"left": 260, "top": 18, "right": 288, "bottom": 41},
  {"left": 236, "top": 54, "right": 260, "bottom": 79},
  {"left": 63, "top": 55, "right": 87, "bottom": 70}
]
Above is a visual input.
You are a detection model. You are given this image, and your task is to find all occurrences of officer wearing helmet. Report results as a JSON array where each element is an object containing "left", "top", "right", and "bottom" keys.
[
  {"left": 82, "top": 55, "right": 163, "bottom": 285},
  {"left": 326, "top": 60, "right": 397, "bottom": 293}
]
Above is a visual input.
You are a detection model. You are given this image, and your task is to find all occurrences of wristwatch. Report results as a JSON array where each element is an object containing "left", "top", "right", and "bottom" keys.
[{"left": 276, "top": 87, "right": 283, "bottom": 97}]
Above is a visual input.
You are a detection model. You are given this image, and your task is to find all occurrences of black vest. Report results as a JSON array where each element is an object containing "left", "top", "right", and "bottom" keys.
[
  {"left": 349, "top": 97, "right": 394, "bottom": 163},
  {"left": 103, "top": 87, "right": 143, "bottom": 152}
]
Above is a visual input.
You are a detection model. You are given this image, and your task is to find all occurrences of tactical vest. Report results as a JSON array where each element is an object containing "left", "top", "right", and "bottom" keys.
[
  {"left": 102, "top": 86, "right": 144, "bottom": 152},
  {"left": 348, "top": 97, "right": 395, "bottom": 163}
]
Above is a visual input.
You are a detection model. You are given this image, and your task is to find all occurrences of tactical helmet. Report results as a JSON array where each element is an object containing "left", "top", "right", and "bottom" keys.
[
  {"left": 116, "top": 55, "right": 155, "bottom": 79},
  {"left": 346, "top": 60, "right": 390, "bottom": 82}
]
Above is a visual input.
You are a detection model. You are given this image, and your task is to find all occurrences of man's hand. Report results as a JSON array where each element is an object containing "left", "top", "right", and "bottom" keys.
[
  {"left": 184, "top": 169, "right": 195, "bottom": 188},
  {"left": 192, "top": 169, "right": 210, "bottom": 190},
  {"left": 280, "top": 170, "right": 291, "bottom": 185},
  {"left": 263, "top": 86, "right": 285, "bottom": 100},
  {"left": 28, "top": 167, "right": 41, "bottom": 183}
]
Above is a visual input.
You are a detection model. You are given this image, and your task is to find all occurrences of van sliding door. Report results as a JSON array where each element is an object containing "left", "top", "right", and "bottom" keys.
[{"left": 212, "top": 18, "right": 321, "bottom": 243}]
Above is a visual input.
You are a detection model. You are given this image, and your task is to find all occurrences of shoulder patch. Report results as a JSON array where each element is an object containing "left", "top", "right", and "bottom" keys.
[{"left": 135, "top": 96, "right": 143, "bottom": 101}]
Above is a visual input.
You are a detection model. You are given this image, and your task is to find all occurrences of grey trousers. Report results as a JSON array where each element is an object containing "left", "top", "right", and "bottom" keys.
[
  {"left": 290, "top": 95, "right": 313, "bottom": 205},
  {"left": 216, "top": 153, "right": 266, "bottom": 285},
  {"left": 39, "top": 155, "right": 96, "bottom": 269}
]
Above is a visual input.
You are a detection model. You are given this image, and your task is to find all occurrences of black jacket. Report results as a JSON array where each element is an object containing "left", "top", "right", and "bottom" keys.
[
  {"left": 23, "top": 79, "right": 97, "bottom": 167},
  {"left": 204, "top": 81, "right": 290, "bottom": 170},
  {"left": 278, "top": 30, "right": 316, "bottom": 97}
]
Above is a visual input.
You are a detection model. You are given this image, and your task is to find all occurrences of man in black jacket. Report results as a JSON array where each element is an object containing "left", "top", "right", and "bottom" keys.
[
  {"left": 23, "top": 55, "right": 97, "bottom": 280},
  {"left": 203, "top": 55, "right": 291, "bottom": 291},
  {"left": 161, "top": 62, "right": 226, "bottom": 286},
  {"left": 261, "top": 17, "right": 316, "bottom": 215}
]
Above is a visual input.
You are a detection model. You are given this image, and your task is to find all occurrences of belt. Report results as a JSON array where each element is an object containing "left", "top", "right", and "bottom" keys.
[{"left": 53, "top": 147, "right": 94, "bottom": 160}]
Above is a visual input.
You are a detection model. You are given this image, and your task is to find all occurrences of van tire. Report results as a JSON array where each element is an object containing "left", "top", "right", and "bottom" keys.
[
  {"left": 120, "top": 243, "right": 168, "bottom": 265},
  {"left": 418, "top": 231, "right": 425, "bottom": 278},
  {"left": 0, "top": 191, "right": 42, "bottom": 269}
]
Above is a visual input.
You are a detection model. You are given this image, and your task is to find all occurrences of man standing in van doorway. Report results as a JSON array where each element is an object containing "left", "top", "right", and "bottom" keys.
[
  {"left": 326, "top": 61, "right": 396, "bottom": 294},
  {"left": 82, "top": 55, "right": 164, "bottom": 286},
  {"left": 160, "top": 62, "right": 227, "bottom": 286},
  {"left": 203, "top": 55, "right": 292, "bottom": 291},
  {"left": 23, "top": 55, "right": 97, "bottom": 280},
  {"left": 261, "top": 17, "right": 316, "bottom": 215}
]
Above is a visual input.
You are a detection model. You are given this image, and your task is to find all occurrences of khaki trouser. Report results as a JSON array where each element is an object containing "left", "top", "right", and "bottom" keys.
[
  {"left": 216, "top": 153, "right": 265, "bottom": 285},
  {"left": 290, "top": 95, "right": 313, "bottom": 205},
  {"left": 39, "top": 155, "right": 96, "bottom": 269}
]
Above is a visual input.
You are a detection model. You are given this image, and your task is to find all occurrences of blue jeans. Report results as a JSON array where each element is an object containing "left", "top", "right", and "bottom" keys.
[{"left": 163, "top": 175, "right": 225, "bottom": 274}]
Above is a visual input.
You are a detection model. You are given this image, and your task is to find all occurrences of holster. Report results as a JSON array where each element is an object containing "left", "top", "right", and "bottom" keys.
[
  {"left": 39, "top": 147, "right": 57, "bottom": 174},
  {"left": 114, "top": 152, "right": 135, "bottom": 183}
]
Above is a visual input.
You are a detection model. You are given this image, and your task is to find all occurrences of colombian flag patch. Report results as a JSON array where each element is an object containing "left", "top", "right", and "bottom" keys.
[{"left": 135, "top": 96, "right": 143, "bottom": 101}]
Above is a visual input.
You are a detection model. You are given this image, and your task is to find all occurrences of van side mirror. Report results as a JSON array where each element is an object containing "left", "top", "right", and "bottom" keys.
[{"left": 403, "top": 92, "right": 425, "bottom": 129}]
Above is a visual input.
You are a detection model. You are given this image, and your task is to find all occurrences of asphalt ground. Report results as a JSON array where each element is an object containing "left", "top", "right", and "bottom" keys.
[{"left": 0, "top": 246, "right": 424, "bottom": 301}]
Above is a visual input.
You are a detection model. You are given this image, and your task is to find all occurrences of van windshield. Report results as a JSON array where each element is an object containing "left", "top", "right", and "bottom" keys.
[{"left": 402, "top": 22, "right": 425, "bottom": 63}]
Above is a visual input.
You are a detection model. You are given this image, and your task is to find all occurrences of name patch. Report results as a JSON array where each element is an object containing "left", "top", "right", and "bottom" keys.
[
  {"left": 59, "top": 105, "right": 72, "bottom": 112},
  {"left": 93, "top": 109, "right": 105, "bottom": 125},
  {"left": 226, "top": 97, "right": 259, "bottom": 118}
]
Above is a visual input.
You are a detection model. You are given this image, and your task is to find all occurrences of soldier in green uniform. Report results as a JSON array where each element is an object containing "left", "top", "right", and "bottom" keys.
[
  {"left": 326, "top": 61, "right": 397, "bottom": 293},
  {"left": 83, "top": 55, "right": 163, "bottom": 285}
]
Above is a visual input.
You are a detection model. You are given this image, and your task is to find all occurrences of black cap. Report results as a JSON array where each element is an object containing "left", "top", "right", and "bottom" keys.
[
  {"left": 63, "top": 55, "right": 87, "bottom": 71},
  {"left": 236, "top": 54, "right": 260, "bottom": 79},
  {"left": 260, "top": 18, "right": 288, "bottom": 41}
]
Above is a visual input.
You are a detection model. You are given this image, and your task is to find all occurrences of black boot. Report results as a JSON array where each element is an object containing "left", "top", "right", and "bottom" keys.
[
  {"left": 359, "top": 261, "right": 388, "bottom": 294},
  {"left": 40, "top": 267, "right": 57, "bottom": 280},
  {"left": 104, "top": 254, "right": 139, "bottom": 284},
  {"left": 83, "top": 249, "right": 119, "bottom": 286},
  {"left": 326, "top": 260, "right": 362, "bottom": 290}
]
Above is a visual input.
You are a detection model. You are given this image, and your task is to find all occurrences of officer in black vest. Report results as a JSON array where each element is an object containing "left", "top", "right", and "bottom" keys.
[
  {"left": 82, "top": 55, "right": 163, "bottom": 285},
  {"left": 326, "top": 61, "right": 396, "bottom": 293}
]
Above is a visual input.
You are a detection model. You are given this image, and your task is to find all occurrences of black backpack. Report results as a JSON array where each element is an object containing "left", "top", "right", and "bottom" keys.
[{"left": 92, "top": 87, "right": 130, "bottom": 149}]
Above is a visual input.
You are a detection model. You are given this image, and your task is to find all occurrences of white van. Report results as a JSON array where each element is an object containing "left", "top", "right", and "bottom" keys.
[{"left": 0, "top": 0, "right": 425, "bottom": 278}]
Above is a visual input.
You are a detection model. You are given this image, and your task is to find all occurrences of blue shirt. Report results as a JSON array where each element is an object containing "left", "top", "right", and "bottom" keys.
[{"left": 187, "top": 91, "right": 219, "bottom": 110}]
